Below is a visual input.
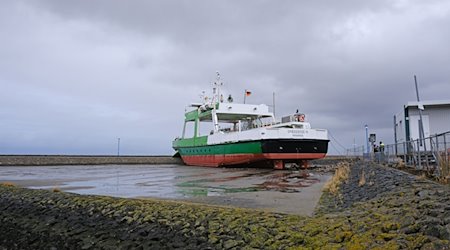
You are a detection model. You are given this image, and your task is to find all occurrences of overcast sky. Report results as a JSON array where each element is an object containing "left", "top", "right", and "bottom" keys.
[{"left": 1, "top": 0, "right": 449, "bottom": 155}]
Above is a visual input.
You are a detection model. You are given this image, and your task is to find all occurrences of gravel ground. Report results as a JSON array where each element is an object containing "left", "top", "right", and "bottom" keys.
[{"left": 1, "top": 161, "right": 449, "bottom": 249}]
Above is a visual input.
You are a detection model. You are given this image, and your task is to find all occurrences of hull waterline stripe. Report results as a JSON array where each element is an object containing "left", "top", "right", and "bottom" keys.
[{"left": 181, "top": 152, "right": 326, "bottom": 167}]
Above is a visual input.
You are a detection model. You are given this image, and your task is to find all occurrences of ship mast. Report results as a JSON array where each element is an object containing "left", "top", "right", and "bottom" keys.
[{"left": 212, "top": 71, "right": 222, "bottom": 133}]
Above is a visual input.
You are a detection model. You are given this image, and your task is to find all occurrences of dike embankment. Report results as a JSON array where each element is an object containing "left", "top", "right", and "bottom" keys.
[
  {"left": 0, "top": 155, "right": 182, "bottom": 166},
  {"left": 1, "top": 161, "right": 449, "bottom": 249}
]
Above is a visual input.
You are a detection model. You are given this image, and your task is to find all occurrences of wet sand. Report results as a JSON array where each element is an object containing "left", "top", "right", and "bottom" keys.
[{"left": 0, "top": 164, "right": 331, "bottom": 216}]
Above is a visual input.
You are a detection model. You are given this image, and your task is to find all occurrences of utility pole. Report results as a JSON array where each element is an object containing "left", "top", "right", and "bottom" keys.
[
  {"left": 365, "top": 125, "right": 369, "bottom": 159},
  {"left": 414, "top": 75, "right": 428, "bottom": 169},
  {"left": 414, "top": 75, "right": 425, "bottom": 146},
  {"left": 117, "top": 138, "right": 121, "bottom": 156}
]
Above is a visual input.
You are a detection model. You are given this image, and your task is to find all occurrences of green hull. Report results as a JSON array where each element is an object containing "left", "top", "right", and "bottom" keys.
[{"left": 173, "top": 138, "right": 328, "bottom": 167}]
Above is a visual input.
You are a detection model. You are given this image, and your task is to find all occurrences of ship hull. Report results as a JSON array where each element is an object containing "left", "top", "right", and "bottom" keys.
[{"left": 175, "top": 139, "right": 329, "bottom": 167}]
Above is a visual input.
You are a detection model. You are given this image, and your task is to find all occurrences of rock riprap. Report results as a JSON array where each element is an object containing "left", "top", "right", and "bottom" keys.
[{"left": 1, "top": 162, "right": 449, "bottom": 249}]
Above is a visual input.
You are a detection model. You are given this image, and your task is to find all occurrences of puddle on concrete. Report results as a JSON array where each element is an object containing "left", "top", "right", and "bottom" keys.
[
  {"left": 175, "top": 170, "right": 321, "bottom": 196},
  {"left": 0, "top": 165, "right": 331, "bottom": 215},
  {"left": 0, "top": 165, "right": 328, "bottom": 198}
]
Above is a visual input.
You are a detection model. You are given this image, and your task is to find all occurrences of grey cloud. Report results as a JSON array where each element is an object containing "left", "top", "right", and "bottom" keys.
[{"left": 1, "top": 0, "right": 449, "bottom": 155}]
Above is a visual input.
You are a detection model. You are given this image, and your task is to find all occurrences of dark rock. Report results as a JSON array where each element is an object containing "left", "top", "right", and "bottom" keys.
[
  {"left": 427, "top": 209, "right": 442, "bottom": 217},
  {"left": 223, "top": 239, "right": 239, "bottom": 249},
  {"left": 440, "top": 225, "right": 450, "bottom": 240},
  {"left": 423, "top": 224, "right": 443, "bottom": 238},
  {"left": 402, "top": 223, "right": 421, "bottom": 234},
  {"left": 1, "top": 161, "right": 449, "bottom": 249}
]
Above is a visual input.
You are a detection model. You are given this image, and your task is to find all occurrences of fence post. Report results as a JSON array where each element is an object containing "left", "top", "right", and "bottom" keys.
[
  {"left": 444, "top": 134, "right": 448, "bottom": 162},
  {"left": 403, "top": 142, "right": 406, "bottom": 163},
  {"left": 435, "top": 135, "right": 440, "bottom": 168},
  {"left": 409, "top": 141, "right": 414, "bottom": 165},
  {"left": 409, "top": 141, "right": 413, "bottom": 166},
  {"left": 424, "top": 137, "right": 430, "bottom": 172},
  {"left": 417, "top": 140, "right": 422, "bottom": 170},
  {"left": 387, "top": 145, "right": 390, "bottom": 163},
  {"left": 436, "top": 135, "right": 439, "bottom": 152}
]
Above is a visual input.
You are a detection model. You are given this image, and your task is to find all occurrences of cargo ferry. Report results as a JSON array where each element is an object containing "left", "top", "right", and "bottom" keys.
[{"left": 172, "top": 73, "right": 329, "bottom": 169}]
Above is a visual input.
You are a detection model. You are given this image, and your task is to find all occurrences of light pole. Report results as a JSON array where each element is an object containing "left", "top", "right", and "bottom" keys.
[
  {"left": 365, "top": 125, "right": 369, "bottom": 158},
  {"left": 117, "top": 138, "right": 121, "bottom": 156}
]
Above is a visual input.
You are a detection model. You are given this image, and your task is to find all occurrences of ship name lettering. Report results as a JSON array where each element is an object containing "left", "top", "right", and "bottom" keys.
[{"left": 288, "top": 130, "right": 305, "bottom": 134}]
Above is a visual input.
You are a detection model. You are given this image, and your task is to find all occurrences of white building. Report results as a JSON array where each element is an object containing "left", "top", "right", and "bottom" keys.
[{"left": 394, "top": 100, "right": 450, "bottom": 153}]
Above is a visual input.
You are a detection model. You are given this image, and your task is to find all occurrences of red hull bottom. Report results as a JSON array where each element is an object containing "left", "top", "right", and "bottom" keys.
[{"left": 181, "top": 153, "right": 326, "bottom": 168}]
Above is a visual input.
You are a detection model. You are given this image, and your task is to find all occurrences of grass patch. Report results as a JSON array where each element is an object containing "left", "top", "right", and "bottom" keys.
[
  {"left": 323, "top": 162, "right": 350, "bottom": 194},
  {"left": 0, "top": 182, "right": 17, "bottom": 187},
  {"left": 395, "top": 158, "right": 406, "bottom": 169},
  {"left": 358, "top": 170, "right": 366, "bottom": 187},
  {"left": 437, "top": 152, "right": 450, "bottom": 185}
]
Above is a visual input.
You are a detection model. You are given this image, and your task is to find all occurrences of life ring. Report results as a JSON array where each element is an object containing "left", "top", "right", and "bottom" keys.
[{"left": 299, "top": 114, "right": 305, "bottom": 122}]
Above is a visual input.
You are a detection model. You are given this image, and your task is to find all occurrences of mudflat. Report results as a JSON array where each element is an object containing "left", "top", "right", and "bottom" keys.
[{"left": 0, "top": 164, "right": 331, "bottom": 215}]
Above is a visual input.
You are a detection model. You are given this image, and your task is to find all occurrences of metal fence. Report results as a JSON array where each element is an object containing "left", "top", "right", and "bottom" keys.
[
  {"left": 387, "top": 131, "right": 450, "bottom": 176},
  {"left": 345, "top": 131, "right": 450, "bottom": 178},
  {"left": 345, "top": 145, "right": 365, "bottom": 157}
]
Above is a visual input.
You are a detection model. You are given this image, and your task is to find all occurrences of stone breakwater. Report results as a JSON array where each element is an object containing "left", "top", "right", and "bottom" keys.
[
  {"left": 317, "top": 162, "right": 423, "bottom": 212},
  {"left": 0, "top": 155, "right": 182, "bottom": 166},
  {"left": 1, "top": 162, "right": 449, "bottom": 249},
  {"left": 0, "top": 155, "right": 349, "bottom": 167}
]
